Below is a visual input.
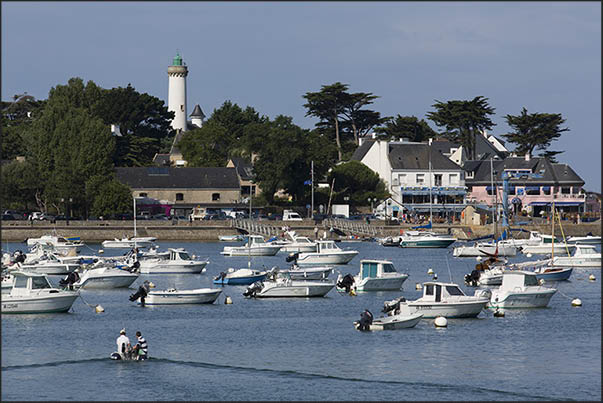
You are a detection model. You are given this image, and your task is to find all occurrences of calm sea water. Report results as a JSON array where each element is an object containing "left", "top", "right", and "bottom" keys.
[{"left": 1, "top": 240, "right": 601, "bottom": 401}]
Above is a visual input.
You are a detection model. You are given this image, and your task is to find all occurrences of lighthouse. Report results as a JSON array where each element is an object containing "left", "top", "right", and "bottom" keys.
[{"left": 167, "top": 52, "right": 188, "bottom": 132}]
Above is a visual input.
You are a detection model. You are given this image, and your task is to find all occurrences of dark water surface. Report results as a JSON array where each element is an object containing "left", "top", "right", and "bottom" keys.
[{"left": 2, "top": 241, "right": 601, "bottom": 401}]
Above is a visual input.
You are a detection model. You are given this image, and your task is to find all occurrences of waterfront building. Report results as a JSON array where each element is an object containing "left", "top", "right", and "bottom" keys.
[{"left": 226, "top": 157, "right": 261, "bottom": 198}]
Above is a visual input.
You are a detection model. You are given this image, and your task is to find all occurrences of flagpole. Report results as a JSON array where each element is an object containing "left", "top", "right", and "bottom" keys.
[{"left": 311, "top": 160, "right": 314, "bottom": 219}]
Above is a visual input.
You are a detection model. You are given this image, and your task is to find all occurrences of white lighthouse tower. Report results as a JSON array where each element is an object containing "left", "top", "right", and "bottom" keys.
[{"left": 167, "top": 52, "right": 188, "bottom": 132}]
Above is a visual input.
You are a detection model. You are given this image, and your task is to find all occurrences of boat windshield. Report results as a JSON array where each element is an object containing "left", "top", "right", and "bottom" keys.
[
  {"left": 32, "top": 276, "right": 52, "bottom": 289},
  {"left": 524, "top": 275, "right": 539, "bottom": 286},
  {"left": 445, "top": 285, "right": 465, "bottom": 296},
  {"left": 178, "top": 252, "right": 191, "bottom": 260},
  {"left": 14, "top": 276, "right": 28, "bottom": 289},
  {"left": 382, "top": 263, "right": 397, "bottom": 273}
]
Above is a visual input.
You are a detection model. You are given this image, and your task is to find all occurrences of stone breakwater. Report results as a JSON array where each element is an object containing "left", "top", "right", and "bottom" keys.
[{"left": 1, "top": 219, "right": 600, "bottom": 242}]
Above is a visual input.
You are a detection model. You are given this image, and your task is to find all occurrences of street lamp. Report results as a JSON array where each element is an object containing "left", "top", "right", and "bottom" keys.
[{"left": 367, "top": 197, "right": 375, "bottom": 213}]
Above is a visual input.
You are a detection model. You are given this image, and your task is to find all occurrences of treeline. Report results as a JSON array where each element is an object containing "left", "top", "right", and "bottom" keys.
[{"left": 1, "top": 78, "right": 569, "bottom": 215}]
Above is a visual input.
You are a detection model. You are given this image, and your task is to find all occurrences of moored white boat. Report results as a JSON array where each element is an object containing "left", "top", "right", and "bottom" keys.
[
  {"left": 453, "top": 241, "right": 517, "bottom": 257},
  {"left": 213, "top": 267, "right": 267, "bottom": 285},
  {"left": 488, "top": 270, "right": 556, "bottom": 309},
  {"left": 26, "top": 234, "right": 84, "bottom": 254},
  {"left": 218, "top": 234, "right": 246, "bottom": 242},
  {"left": 551, "top": 244, "right": 601, "bottom": 268},
  {"left": 17, "top": 253, "right": 80, "bottom": 275},
  {"left": 1, "top": 271, "right": 79, "bottom": 314},
  {"left": 406, "top": 281, "right": 490, "bottom": 318},
  {"left": 337, "top": 259, "right": 408, "bottom": 292},
  {"left": 138, "top": 248, "right": 208, "bottom": 274},
  {"left": 243, "top": 272, "right": 334, "bottom": 298},
  {"left": 272, "top": 232, "right": 317, "bottom": 253},
  {"left": 101, "top": 237, "right": 156, "bottom": 249},
  {"left": 566, "top": 234, "right": 601, "bottom": 245},
  {"left": 521, "top": 242, "right": 575, "bottom": 256},
  {"left": 221, "top": 235, "right": 282, "bottom": 256},
  {"left": 354, "top": 299, "right": 423, "bottom": 331},
  {"left": 277, "top": 265, "right": 333, "bottom": 280},
  {"left": 139, "top": 288, "right": 222, "bottom": 305},
  {"left": 74, "top": 266, "right": 140, "bottom": 289},
  {"left": 293, "top": 240, "right": 358, "bottom": 266},
  {"left": 399, "top": 230, "right": 456, "bottom": 248}
]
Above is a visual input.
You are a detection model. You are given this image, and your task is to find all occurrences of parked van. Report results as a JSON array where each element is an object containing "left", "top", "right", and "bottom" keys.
[
  {"left": 283, "top": 210, "right": 303, "bottom": 221},
  {"left": 189, "top": 206, "right": 208, "bottom": 221}
]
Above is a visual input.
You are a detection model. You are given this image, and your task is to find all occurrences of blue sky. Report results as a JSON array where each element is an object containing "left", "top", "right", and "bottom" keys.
[{"left": 2, "top": 2, "right": 601, "bottom": 191}]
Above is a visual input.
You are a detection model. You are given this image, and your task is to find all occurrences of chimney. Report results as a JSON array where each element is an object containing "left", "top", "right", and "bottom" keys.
[{"left": 524, "top": 153, "right": 530, "bottom": 161}]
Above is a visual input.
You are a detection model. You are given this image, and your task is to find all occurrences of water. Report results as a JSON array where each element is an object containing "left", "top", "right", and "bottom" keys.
[{"left": 2, "top": 241, "right": 601, "bottom": 401}]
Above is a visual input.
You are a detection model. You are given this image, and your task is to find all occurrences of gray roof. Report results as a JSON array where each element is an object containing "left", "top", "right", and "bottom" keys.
[
  {"left": 350, "top": 140, "right": 376, "bottom": 161},
  {"left": 388, "top": 143, "right": 463, "bottom": 170},
  {"left": 190, "top": 104, "right": 205, "bottom": 118},
  {"left": 229, "top": 157, "right": 254, "bottom": 181},
  {"left": 464, "top": 157, "right": 584, "bottom": 186},
  {"left": 116, "top": 167, "right": 240, "bottom": 189},
  {"left": 152, "top": 153, "right": 171, "bottom": 166},
  {"left": 170, "top": 131, "right": 185, "bottom": 156}
]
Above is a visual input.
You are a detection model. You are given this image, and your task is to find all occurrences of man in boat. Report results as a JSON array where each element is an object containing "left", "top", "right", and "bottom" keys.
[
  {"left": 129, "top": 280, "right": 152, "bottom": 306},
  {"left": 116, "top": 328, "right": 132, "bottom": 359},
  {"left": 131, "top": 331, "right": 148, "bottom": 360},
  {"left": 59, "top": 270, "right": 80, "bottom": 290},
  {"left": 358, "top": 309, "right": 373, "bottom": 331}
]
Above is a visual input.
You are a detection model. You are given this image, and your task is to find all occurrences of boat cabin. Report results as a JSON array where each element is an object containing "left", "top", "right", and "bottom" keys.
[
  {"left": 168, "top": 248, "right": 192, "bottom": 261},
  {"left": 315, "top": 241, "right": 341, "bottom": 253},
  {"left": 573, "top": 244, "right": 598, "bottom": 256},
  {"left": 358, "top": 259, "right": 399, "bottom": 280},
  {"left": 501, "top": 271, "right": 539, "bottom": 288},
  {"left": 10, "top": 271, "right": 54, "bottom": 296},
  {"left": 420, "top": 281, "right": 467, "bottom": 302},
  {"left": 247, "top": 235, "right": 266, "bottom": 246}
]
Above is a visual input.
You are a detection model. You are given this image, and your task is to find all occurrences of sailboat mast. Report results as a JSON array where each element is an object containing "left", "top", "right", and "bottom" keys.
[
  {"left": 311, "top": 160, "right": 314, "bottom": 219},
  {"left": 490, "top": 158, "right": 497, "bottom": 239},
  {"left": 428, "top": 143, "right": 433, "bottom": 224},
  {"left": 133, "top": 197, "right": 137, "bottom": 238}
]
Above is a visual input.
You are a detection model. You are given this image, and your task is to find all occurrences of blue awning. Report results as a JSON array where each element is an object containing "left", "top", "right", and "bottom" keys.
[
  {"left": 525, "top": 186, "right": 540, "bottom": 191},
  {"left": 529, "top": 201, "right": 584, "bottom": 207}
]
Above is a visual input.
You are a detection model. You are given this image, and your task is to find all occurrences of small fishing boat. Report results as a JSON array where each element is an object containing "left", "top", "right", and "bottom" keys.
[
  {"left": 271, "top": 232, "right": 317, "bottom": 253},
  {"left": 377, "top": 236, "right": 401, "bottom": 247},
  {"left": 354, "top": 297, "right": 423, "bottom": 330},
  {"left": 213, "top": 267, "right": 267, "bottom": 285},
  {"left": 566, "top": 234, "right": 601, "bottom": 245},
  {"left": 101, "top": 237, "right": 156, "bottom": 249},
  {"left": 74, "top": 265, "right": 140, "bottom": 289},
  {"left": 406, "top": 281, "right": 491, "bottom": 318},
  {"left": 219, "top": 234, "right": 246, "bottom": 242},
  {"left": 1, "top": 271, "right": 79, "bottom": 314},
  {"left": 138, "top": 248, "right": 208, "bottom": 274},
  {"left": 136, "top": 287, "right": 222, "bottom": 305},
  {"left": 453, "top": 241, "right": 517, "bottom": 257},
  {"left": 551, "top": 244, "right": 601, "bottom": 268},
  {"left": 18, "top": 253, "right": 80, "bottom": 275},
  {"left": 221, "top": 235, "right": 282, "bottom": 256},
  {"left": 26, "top": 234, "right": 84, "bottom": 254},
  {"left": 337, "top": 259, "right": 408, "bottom": 292},
  {"left": 243, "top": 272, "right": 334, "bottom": 298},
  {"left": 488, "top": 271, "right": 557, "bottom": 309},
  {"left": 293, "top": 240, "right": 358, "bottom": 266},
  {"left": 399, "top": 230, "right": 457, "bottom": 248}
]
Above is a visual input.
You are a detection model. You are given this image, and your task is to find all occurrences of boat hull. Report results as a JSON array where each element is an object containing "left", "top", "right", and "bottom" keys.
[
  {"left": 399, "top": 238, "right": 456, "bottom": 248},
  {"left": 355, "top": 312, "right": 424, "bottom": 330},
  {"left": 220, "top": 246, "right": 281, "bottom": 256},
  {"left": 295, "top": 251, "right": 358, "bottom": 265},
  {"left": 551, "top": 256, "right": 601, "bottom": 268},
  {"left": 521, "top": 244, "right": 575, "bottom": 255},
  {"left": 213, "top": 274, "right": 266, "bottom": 285},
  {"left": 1, "top": 293, "right": 79, "bottom": 314},
  {"left": 453, "top": 245, "right": 517, "bottom": 257},
  {"left": 489, "top": 289, "right": 556, "bottom": 309},
  {"left": 355, "top": 274, "right": 409, "bottom": 291},
  {"left": 256, "top": 282, "right": 334, "bottom": 298},
  {"left": 141, "top": 289, "right": 222, "bottom": 305},
  {"left": 77, "top": 272, "right": 139, "bottom": 289},
  {"left": 407, "top": 300, "right": 488, "bottom": 318},
  {"left": 139, "top": 261, "right": 208, "bottom": 274},
  {"left": 19, "top": 263, "right": 79, "bottom": 275},
  {"left": 534, "top": 267, "right": 573, "bottom": 281}
]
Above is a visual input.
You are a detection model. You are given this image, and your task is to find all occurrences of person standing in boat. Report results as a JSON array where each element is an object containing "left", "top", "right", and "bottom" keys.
[
  {"left": 116, "top": 328, "right": 131, "bottom": 359},
  {"left": 132, "top": 331, "right": 148, "bottom": 360}
]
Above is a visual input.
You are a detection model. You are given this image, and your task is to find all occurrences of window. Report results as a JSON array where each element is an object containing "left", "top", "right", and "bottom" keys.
[
  {"left": 139, "top": 193, "right": 147, "bottom": 197},
  {"left": 561, "top": 187, "right": 571, "bottom": 194},
  {"left": 382, "top": 264, "right": 397, "bottom": 273},
  {"left": 416, "top": 174, "right": 425, "bottom": 185},
  {"left": 32, "top": 276, "right": 51, "bottom": 289},
  {"left": 446, "top": 286, "right": 465, "bottom": 296},
  {"left": 176, "top": 193, "right": 184, "bottom": 201},
  {"left": 361, "top": 262, "right": 378, "bottom": 278},
  {"left": 542, "top": 187, "right": 551, "bottom": 195},
  {"left": 524, "top": 275, "right": 538, "bottom": 286},
  {"left": 14, "top": 276, "right": 28, "bottom": 289},
  {"left": 486, "top": 187, "right": 496, "bottom": 196},
  {"left": 180, "top": 105, "right": 184, "bottom": 112},
  {"left": 434, "top": 174, "right": 442, "bottom": 186},
  {"left": 212, "top": 193, "right": 220, "bottom": 201},
  {"left": 448, "top": 174, "right": 457, "bottom": 185},
  {"left": 525, "top": 186, "right": 540, "bottom": 195},
  {"left": 572, "top": 187, "right": 581, "bottom": 194},
  {"left": 425, "top": 284, "right": 434, "bottom": 295}
]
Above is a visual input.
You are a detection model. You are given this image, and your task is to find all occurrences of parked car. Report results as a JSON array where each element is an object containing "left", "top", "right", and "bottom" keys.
[
  {"left": 152, "top": 214, "right": 171, "bottom": 220},
  {"left": 115, "top": 213, "right": 133, "bottom": 220},
  {"left": 29, "top": 212, "right": 46, "bottom": 220},
  {"left": 1, "top": 214, "right": 16, "bottom": 220}
]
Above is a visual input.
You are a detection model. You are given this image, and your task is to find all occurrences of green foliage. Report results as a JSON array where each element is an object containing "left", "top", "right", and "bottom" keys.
[
  {"left": 0, "top": 160, "right": 42, "bottom": 211},
  {"left": 1, "top": 95, "right": 45, "bottom": 160},
  {"left": 427, "top": 96, "right": 495, "bottom": 160},
  {"left": 375, "top": 115, "right": 437, "bottom": 142},
  {"left": 90, "top": 179, "right": 133, "bottom": 217},
  {"left": 326, "top": 161, "right": 390, "bottom": 206},
  {"left": 502, "top": 107, "right": 568, "bottom": 161}
]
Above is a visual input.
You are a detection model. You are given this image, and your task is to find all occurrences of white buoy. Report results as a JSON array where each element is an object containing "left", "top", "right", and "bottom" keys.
[
  {"left": 225, "top": 296, "right": 233, "bottom": 304},
  {"left": 589, "top": 274, "right": 596, "bottom": 281},
  {"left": 98, "top": 249, "right": 104, "bottom": 254},
  {"left": 192, "top": 254, "right": 197, "bottom": 259},
  {"left": 415, "top": 283, "right": 422, "bottom": 290},
  {"left": 434, "top": 316, "right": 447, "bottom": 328},
  {"left": 427, "top": 268, "right": 434, "bottom": 275},
  {"left": 433, "top": 273, "right": 438, "bottom": 280},
  {"left": 475, "top": 256, "right": 482, "bottom": 262},
  {"left": 526, "top": 253, "right": 533, "bottom": 258},
  {"left": 95, "top": 304, "right": 105, "bottom": 313},
  {"left": 493, "top": 309, "right": 505, "bottom": 317},
  {"left": 571, "top": 298, "right": 582, "bottom": 307}
]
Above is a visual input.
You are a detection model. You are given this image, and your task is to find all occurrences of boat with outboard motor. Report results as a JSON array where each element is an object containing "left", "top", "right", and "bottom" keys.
[
  {"left": 453, "top": 241, "right": 518, "bottom": 257},
  {"left": 102, "top": 236, "right": 156, "bottom": 249},
  {"left": 138, "top": 248, "right": 208, "bottom": 274},
  {"left": 213, "top": 267, "right": 267, "bottom": 285},
  {"left": 488, "top": 270, "right": 557, "bottom": 309},
  {"left": 26, "top": 234, "right": 84, "bottom": 254},
  {"left": 73, "top": 263, "right": 140, "bottom": 289},
  {"left": 17, "top": 252, "right": 81, "bottom": 275},
  {"left": 1, "top": 271, "right": 79, "bottom": 313},
  {"left": 551, "top": 244, "right": 601, "bottom": 268},
  {"left": 270, "top": 231, "right": 317, "bottom": 253},
  {"left": 291, "top": 240, "right": 358, "bottom": 266},
  {"left": 221, "top": 235, "right": 282, "bottom": 256},
  {"left": 406, "top": 281, "right": 491, "bottom": 318},
  {"left": 464, "top": 256, "right": 509, "bottom": 287},
  {"left": 399, "top": 230, "right": 457, "bottom": 248},
  {"left": 566, "top": 234, "right": 601, "bottom": 245},
  {"left": 243, "top": 271, "right": 335, "bottom": 298},
  {"left": 134, "top": 287, "right": 222, "bottom": 305},
  {"left": 354, "top": 297, "right": 423, "bottom": 331},
  {"left": 337, "top": 259, "right": 408, "bottom": 292},
  {"left": 219, "top": 234, "right": 246, "bottom": 242}
]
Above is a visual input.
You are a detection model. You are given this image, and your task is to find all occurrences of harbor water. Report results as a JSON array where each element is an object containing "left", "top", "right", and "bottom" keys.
[{"left": 2, "top": 241, "right": 601, "bottom": 401}]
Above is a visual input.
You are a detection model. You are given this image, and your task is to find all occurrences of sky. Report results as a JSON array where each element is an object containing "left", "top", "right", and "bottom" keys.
[{"left": 2, "top": 2, "right": 601, "bottom": 191}]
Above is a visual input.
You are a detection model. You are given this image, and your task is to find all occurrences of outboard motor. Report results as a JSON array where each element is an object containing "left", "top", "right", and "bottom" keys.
[
  {"left": 382, "top": 296, "right": 406, "bottom": 315},
  {"left": 128, "top": 260, "right": 140, "bottom": 273},
  {"left": 474, "top": 288, "right": 492, "bottom": 300},
  {"left": 285, "top": 253, "right": 299, "bottom": 263},
  {"left": 129, "top": 280, "right": 151, "bottom": 305},
  {"left": 110, "top": 352, "right": 122, "bottom": 360},
  {"left": 243, "top": 281, "right": 264, "bottom": 298},
  {"left": 59, "top": 271, "right": 80, "bottom": 290},
  {"left": 358, "top": 309, "right": 373, "bottom": 331},
  {"left": 337, "top": 274, "right": 355, "bottom": 293},
  {"left": 214, "top": 271, "right": 227, "bottom": 282}
]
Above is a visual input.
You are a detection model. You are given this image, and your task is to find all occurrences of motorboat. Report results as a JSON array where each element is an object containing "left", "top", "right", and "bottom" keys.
[
  {"left": 488, "top": 271, "right": 557, "bottom": 309},
  {"left": 272, "top": 232, "right": 317, "bottom": 253},
  {"left": 275, "top": 264, "right": 333, "bottom": 281},
  {"left": 74, "top": 265, "right": 140, "bottom": 289},
  {"left": 354, "top": 299, "right": 423, "bottom": 330},
  {"left": 213, "top": 267, "right": 267, "bottom": 285},
  {"left": 406, "top": 281, "right": 491, "bottom": 318},
  {"left": 551, "top": 245, "right": 601, "bottom": 268},
  {"left": 1, "top": 271, "right": 79, "bottom": 314},
  {"left": 220, "top": 235, "right": 282, "bottom": 256},
  {"left": 101, "top": 236, "right": 156, "bottom": 249},
  {"left": 218, "top": 234, "right": 246, "bottom": 242},
  {"left": 292, "top": 240, "right": 358, "bottom": 266},
  {"left": 453, "top": 241, "right": 517, "bottom": 257},
  {"left": 26, "top": 234, "right": 84, "bottom": 254},
  {"left": 136, "top": 287, "right": 222, "bottom": 305},
  {"left": 337, "top": 259, "right": 408, "bottom": 292},
  {"left": 566, "top": 234, "right": 601, "bottom": 245},
  {"left": 463, "top": 256, "right": 509, "bottom": 286},
  {"left": 17, "top": 253, "right": 80, "bottom": 275},
  {"left": 377, "top": 236, "right": 401, "bottom": 247},
  {"left": 243, "top": 272, "right": 335, "bottom": 298},
  {"left": 138, "top": 248, "right": 209, "bottom": 274},
  {"left": 521, "top": 242, "right": 575, "bottom": 256},
  {"left": 399, "top": 230, "right": 457, "bottom": 248},
  {"left": 533, "top": 266, "right": 573, "bottom": 281}
]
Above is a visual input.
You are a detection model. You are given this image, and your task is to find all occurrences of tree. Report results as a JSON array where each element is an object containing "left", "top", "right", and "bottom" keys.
[
  {"left": 426, "top": 96, "right": 496, "bottom": 160},
  {"left": 375, "top": 115, "right": 438, "bottom": 142},
  {"left": 0, "top": 160, "right": 42, "bottom": 211},
  {"left": 90, "top": 179, "right": 133, "bottom": 218},
  {"left": 502, "top": 107, "right": 568, "bottom": 161},
  {"left": 326, "top": 161, "right": 389, "bottom": 206},
  {"left": 1, "top": 95, "right": 45, "bottom": 160},
  {"left": 340, "top": 92, "right": 386, "bottom": 145}
]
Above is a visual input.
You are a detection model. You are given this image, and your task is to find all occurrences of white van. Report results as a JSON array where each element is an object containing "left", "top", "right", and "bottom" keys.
[{"left": 283, "top": 210, "right": 303, "bottom": 221}]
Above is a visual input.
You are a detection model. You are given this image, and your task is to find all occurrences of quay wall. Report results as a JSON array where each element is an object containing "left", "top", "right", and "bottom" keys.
[{"left": 1, "top": 219, "right": 600, "bottom": 242}]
